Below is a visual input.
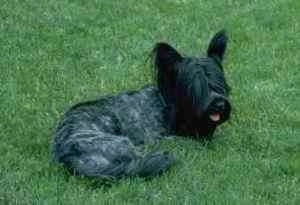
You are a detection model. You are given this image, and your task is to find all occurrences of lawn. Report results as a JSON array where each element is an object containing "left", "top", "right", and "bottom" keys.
[{"left": 1, "top": 0, "right": 300, "bottom": 204}]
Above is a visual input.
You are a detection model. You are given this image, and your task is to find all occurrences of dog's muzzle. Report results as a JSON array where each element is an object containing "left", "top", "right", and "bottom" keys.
[{"left": 205, "top": 92, "right": 231, "bottom": 123}]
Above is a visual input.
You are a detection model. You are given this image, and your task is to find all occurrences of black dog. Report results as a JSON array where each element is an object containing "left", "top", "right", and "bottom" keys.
[{"left": 53, "top": 30, "right": 231, "bottom": 180}]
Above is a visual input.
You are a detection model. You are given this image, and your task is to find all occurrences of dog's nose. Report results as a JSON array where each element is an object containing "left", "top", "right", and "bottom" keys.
[
  {"left": 204, "top": 92, "right": 231, "bottom": 118},
  {"left": 208, "top": 94, "right": 231, "bottom": 114},
  {"left": 215, "top": 101, "right": 226, "bottom": 111}
]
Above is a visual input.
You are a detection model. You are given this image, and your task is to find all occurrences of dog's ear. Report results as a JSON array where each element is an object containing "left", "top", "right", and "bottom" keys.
[
  {"left": 152, "top": 43, "right": 182, "bottom": 70},
  {"left": 152, "top": 43, "right": 182, "bottom": 104},
  {"left": 207, "top": 30, "right": 227, "bottom": 62}
]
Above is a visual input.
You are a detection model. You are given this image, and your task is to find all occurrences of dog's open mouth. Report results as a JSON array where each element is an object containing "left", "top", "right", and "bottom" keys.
[{"left": 209, "top": 113, "right": 221, "bottom": 122}]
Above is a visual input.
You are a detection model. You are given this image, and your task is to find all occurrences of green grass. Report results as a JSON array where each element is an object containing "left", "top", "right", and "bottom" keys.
[{"left": 1, "top": 0, "right": 300, "bottom": 204}]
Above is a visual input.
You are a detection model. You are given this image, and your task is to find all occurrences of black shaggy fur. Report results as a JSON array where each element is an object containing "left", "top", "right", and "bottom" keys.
[{"left": 53, "top": 30, "right": 231, "bottom": 180}]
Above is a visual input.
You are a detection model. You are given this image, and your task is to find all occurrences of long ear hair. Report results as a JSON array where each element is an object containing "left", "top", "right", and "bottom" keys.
[{"left": 151, "top": 43, "right": 182, "bottom": 103}]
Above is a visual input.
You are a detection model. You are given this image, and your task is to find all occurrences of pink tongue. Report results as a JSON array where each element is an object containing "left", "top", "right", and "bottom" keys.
[{"left": 210, "top": 113, "right": 221, "bottom": 122}]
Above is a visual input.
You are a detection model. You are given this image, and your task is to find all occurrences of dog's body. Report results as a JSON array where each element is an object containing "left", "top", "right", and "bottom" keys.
[
  {"left": 53, "top": 30, "right": 231, "bottom": 179},
  {"left": 53, "top": 86, "right": 173, "bottom": 178}
]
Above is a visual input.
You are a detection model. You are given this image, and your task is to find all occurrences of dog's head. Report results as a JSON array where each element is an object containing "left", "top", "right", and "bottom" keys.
[{"left": 152, "top": 30, "right": 231, "bottom": 138}]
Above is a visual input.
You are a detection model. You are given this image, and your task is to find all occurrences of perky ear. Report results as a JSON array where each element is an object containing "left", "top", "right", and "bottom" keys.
[
  {"left": 152, "top": 43, "right": 182, "bottom": 104},
  {"left": 152, "top": 43, "right": 182, "bottom": 70},
  {"left": 207, "top": 30, "right": 228, "bottom": 61}
]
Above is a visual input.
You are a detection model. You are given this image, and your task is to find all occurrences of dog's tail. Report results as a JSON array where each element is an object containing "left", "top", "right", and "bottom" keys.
[
  {"left": 207, "top": 29, "right": 228, "bottom": 62},
  {"left": 53, "top": 128, "right": 175, "bottom": 180}
]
